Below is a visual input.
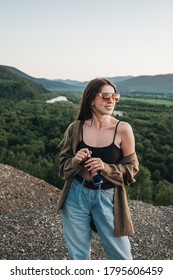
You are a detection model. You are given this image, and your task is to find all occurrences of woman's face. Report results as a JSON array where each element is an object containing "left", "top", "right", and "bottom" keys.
[{"left": 91, "top": 85, "right": 119, "bottom": 116}]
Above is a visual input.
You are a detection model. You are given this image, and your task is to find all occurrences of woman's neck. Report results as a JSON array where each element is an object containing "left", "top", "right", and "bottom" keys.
[{"left": 87, "top": 115, "right": 114, "bottom": 129}]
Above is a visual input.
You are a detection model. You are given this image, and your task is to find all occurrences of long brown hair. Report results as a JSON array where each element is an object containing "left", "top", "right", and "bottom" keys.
[{"left": 77, "top": 77, "right": 117, "bottom": 120}]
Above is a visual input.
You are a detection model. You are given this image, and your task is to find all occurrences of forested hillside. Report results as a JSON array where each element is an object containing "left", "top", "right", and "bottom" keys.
[
  {"left": 0, "top": 66, "right": 48, "bottom": 99},
  {"left": 0, "top": 67, "right": 173, "bottom": 206},
  {"left": 0, "top": 94, "right": 173, "bottom": 206}
]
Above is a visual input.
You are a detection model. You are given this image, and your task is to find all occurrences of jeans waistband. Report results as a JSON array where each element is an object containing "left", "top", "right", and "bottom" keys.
[{"left": 74, "top": 174, "right": 114, "bottom": 190}]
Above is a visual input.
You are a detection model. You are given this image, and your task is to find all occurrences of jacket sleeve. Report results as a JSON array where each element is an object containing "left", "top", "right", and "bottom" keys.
[
  {"left": 101, "top": 152, "right": 139, "bottom": 187},
  {"left": 58, "top": 125, "right": 82, "bottom": 180}
]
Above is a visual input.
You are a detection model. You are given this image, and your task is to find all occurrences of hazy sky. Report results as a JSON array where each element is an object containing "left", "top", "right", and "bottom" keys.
[{"left": 0, "top": 0, "right": 173, "bottom": 81}]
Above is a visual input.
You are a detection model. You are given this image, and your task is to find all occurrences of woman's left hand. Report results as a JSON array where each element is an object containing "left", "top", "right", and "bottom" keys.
[{"left": 84, "top": 157, "right": 104, "bottom": 175}]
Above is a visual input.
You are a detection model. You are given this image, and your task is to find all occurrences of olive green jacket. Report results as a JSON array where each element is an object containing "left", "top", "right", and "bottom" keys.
[{"left": 57, "top": 120, "right": 139, "bottom": 237}]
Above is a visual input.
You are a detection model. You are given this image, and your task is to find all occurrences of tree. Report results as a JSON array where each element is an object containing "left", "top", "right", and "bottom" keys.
[
  {"left": 154, "top": 180, "right": 173, "bottom": 206},
  {"left": 152, "top": 169, "right": 161, "bottom": 183},
  {"left": 127, "top": 166, "right": 153, "bottom": 204}
]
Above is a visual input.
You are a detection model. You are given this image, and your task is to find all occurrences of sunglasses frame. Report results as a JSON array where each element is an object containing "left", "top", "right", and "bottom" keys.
[{"left": 96, "top": 92, "right": 120, "bottom": 102}]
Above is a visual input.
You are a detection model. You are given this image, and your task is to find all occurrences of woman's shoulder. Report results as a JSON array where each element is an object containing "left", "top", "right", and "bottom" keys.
[{"left": 117, "top": 120, "right": 133, "bottom": 134}]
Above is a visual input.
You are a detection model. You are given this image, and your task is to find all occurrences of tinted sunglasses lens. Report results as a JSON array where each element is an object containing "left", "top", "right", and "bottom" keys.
[
  {"left": 101, "top": 93, "right": 110, "bottom": 100},
  {"left": 102, "top": 93, "right": 119, "bottom": 101},
  {"left": 114, "top": 93, "right": 120, "bottom": 102}
]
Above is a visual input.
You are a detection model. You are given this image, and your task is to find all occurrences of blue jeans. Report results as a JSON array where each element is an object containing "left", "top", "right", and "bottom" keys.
[{"left": 62, "top": 178, "right": 132, "bottom": 260}]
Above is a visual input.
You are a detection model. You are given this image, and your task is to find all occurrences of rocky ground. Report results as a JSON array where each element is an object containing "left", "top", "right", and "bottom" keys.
[{"left": 0, "top": 164, "right": 172, "bottom": 260}]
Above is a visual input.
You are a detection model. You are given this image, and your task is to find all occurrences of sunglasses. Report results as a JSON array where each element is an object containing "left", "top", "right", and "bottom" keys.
[{"left": 96, "top": 92, "right": 120, "bottom": 102}]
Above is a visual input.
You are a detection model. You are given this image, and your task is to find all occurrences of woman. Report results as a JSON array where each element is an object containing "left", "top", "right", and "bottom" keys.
[{"left": 58, "top": 77, "right": 139, "bottom": 260}]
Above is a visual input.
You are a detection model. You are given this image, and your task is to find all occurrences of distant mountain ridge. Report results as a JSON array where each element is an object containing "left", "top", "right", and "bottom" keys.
[
  {"left": 2, "top": 65, "right": 81, "bottom": 91},
  {"left": 1, "top": 65, "right": 173, "bottom": 93}
]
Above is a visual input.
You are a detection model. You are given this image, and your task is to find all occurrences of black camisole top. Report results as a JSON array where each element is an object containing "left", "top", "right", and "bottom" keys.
[{"left": 76, "top": 121, "right": 123, "bottom": 164}]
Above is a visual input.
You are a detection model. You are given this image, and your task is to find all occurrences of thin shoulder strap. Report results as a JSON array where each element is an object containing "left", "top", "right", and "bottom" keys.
[{"left": 113, "top": 120, "right": 121, "bottom": 142}]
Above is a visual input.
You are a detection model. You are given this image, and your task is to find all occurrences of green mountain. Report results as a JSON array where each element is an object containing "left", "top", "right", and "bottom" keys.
[
  {"left": 3, "top": 66, "right": 83, "bottom": 91},
  {"left": 2, "top": 66, "right": 133, "bottom": 92},
  {"left": 0, "top": 66, "right": 48, "bottom": 99},
  {"left": 2, "top": 65, "right": 173, "bottom": 93},
  {"left": 117, "top": 74, "right": 173, "bottom": 93}
]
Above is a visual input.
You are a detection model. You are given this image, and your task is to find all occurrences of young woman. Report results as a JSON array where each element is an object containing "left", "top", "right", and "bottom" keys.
[{"left": 58, "top": 78, "right": 139, "bottom": 260}]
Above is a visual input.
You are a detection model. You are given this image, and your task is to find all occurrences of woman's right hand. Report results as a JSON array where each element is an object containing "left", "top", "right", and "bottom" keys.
[{"left": 74, "top": 148, "right": 91, "bottom": 165}]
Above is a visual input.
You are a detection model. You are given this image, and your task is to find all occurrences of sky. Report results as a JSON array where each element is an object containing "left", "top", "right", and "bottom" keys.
[{"left": 0, "top": 0, "right": 173, "bottom": 81}]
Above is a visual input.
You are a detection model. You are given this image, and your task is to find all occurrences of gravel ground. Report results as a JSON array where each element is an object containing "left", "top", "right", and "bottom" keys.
[
  {"left": 0, "top": 164, "right": 173, "bottom": 260},
  {"left": 0, "top": 201, "right": 172, "bottom": 260}
]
